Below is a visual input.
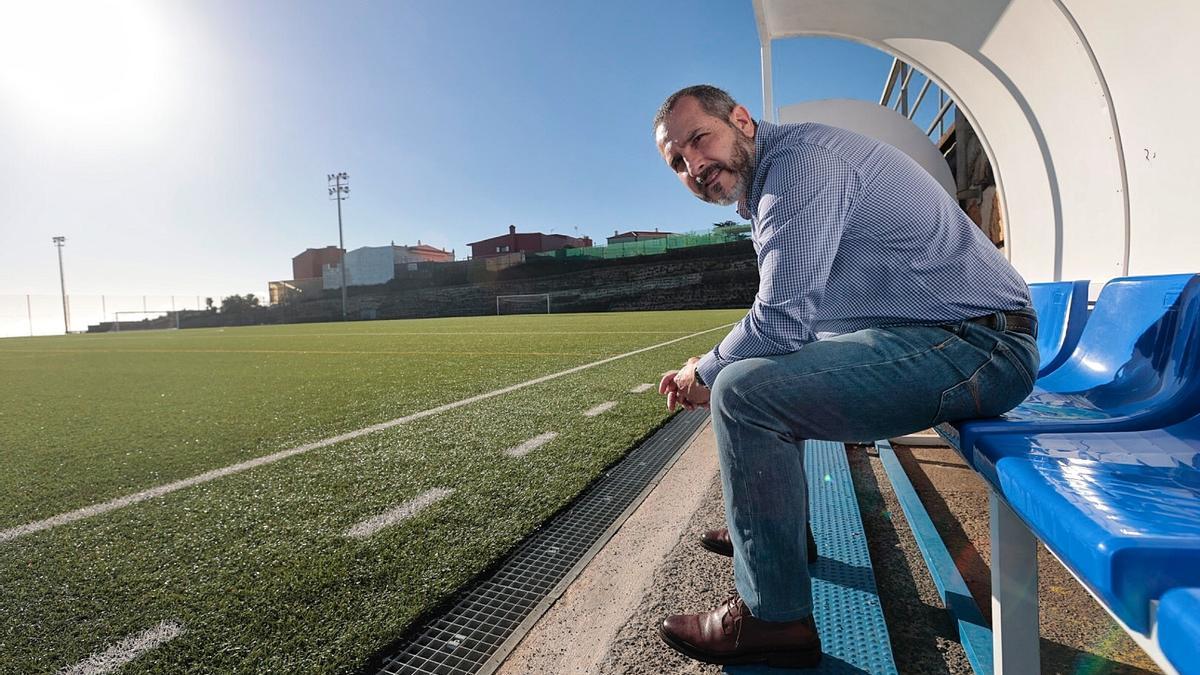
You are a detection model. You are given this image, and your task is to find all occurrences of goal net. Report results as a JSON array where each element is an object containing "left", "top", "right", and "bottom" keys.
[
  {"left": 111, "top": 310, "right": 180, "bottom": 332},
  {"left": 496, "top": 293, "right": 551, "bottom": 315}
]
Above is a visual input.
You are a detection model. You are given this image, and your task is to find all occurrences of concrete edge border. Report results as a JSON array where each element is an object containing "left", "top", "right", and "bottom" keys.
[{"left": 475, "top": 414, "right": 712, "bottom": 675}]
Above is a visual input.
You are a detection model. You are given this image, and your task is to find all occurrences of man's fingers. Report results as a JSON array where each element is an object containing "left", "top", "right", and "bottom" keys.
[
  {"left": 666, "top": 390, "right": 677, "bottom": 411},
  {"left": 659, "top": 371, "right": 679, "bottom": 395}
]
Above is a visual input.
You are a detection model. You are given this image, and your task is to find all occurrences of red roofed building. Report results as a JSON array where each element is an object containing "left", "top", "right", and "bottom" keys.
[
  {"left": 467, "top": 225, "right": 593, "bottom": 259},
  {"left": 394, "top": 241, "right": 454, "bottom": 264}
]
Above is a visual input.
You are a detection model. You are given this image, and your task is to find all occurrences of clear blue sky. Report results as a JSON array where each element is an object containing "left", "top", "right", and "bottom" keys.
[{"left": 1, "top": 0, "right": 899, "bottom": 303}]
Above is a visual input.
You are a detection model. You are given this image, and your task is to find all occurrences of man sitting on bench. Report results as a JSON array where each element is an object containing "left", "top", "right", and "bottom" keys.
[{"left": 653, "top": 84, "right": 1038, "bottom": 669}]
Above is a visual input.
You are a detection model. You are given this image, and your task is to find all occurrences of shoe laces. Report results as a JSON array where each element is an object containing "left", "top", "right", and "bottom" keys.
[{"left": 720, "top": 592, "right": 747, "bottom": 646}]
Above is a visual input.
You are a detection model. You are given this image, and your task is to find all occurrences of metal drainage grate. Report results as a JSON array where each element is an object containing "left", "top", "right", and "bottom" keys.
[{"left": 374, "top": 408, "right": 710, "bottom": 675}]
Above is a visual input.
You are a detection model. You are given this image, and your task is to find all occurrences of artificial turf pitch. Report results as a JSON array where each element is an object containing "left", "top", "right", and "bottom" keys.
[{"left": 0, "top": 309, "right": 742, "bottom": 673}]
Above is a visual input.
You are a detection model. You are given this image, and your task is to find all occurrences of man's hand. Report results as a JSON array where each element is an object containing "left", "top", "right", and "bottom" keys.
[
  {"left": 675, "top": 358, "right": 712, "bottom": 409},
  {"left": 659, "top": 357, "right": 711, "bottom": 411}
]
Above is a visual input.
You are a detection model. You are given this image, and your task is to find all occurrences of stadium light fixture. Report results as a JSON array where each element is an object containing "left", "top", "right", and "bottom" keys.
[
  {"left": 327, "top": 172, "right": 350, "bottom": 320},
  {"left": 52, "top": 236, "right": 69, "bottom": 333}
]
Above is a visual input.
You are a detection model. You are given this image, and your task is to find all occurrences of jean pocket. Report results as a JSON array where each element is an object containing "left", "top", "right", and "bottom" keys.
[
  {"left": 933, "top": 340, "right": 1004, "bottom": 423},
  {"left": 934, "top": 339, "right": 1037, "bottom": 425},
  {"left": 998, "top": 341, "right": 1036, "bottom": 389},
  {"left": 934, "top": 369, "right": 987, "bottom": 423}
]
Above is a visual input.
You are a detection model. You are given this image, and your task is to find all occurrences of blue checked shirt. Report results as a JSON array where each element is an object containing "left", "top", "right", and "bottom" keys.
[{"left": 696, "top": 120, "right": 1031, "bottom": 387}]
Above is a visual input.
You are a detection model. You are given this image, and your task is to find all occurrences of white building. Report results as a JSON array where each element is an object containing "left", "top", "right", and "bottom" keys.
[{"left": 322, "top": 243, "right": 455, "bottom": 289}]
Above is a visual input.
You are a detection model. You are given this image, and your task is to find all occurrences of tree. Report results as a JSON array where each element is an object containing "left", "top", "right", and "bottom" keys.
[
  {"left": 219, "top": 294, "right": 261, "bottom": 314},
  {"left": 205, "top": 297, "right": 215, "bottom": 312},
  {"left": 713, "top": 220, "right": 751, "bottom": 239}
]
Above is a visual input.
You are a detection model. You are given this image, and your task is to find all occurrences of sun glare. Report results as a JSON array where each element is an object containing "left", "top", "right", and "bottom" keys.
[{"left": 0, "top": 1, "right": 171, "bottom": 135}]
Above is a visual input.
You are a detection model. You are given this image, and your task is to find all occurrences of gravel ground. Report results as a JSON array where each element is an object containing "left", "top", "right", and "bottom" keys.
[
  {"left": 593, "top": 443, "right": 1163, "bottom": 675},
  {"left": 882, "top": 444, "right": 1161, "bottom": 675},
  {"left": 595, "top": 477, "right": 730, "bottom": 675},
  {"left": 846, "top": 444, "right": 973, "bottom": 675}
]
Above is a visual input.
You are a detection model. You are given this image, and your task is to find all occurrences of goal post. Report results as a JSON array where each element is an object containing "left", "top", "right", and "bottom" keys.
[
  {"left": 112, "top": 310, "right": 181, "bottom": 332},
  {"left": 495, "top": 293, "right": 551, "bottom": 315}
]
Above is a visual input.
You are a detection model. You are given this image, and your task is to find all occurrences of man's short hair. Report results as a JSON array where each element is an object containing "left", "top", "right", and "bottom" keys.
[{"left": 653, "top": 85, "right": 739, "bottom": 132}]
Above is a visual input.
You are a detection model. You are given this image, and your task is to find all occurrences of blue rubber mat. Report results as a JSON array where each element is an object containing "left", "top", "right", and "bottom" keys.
[{"left": 728, "top": 440, "right": 898, "bottom": 675}]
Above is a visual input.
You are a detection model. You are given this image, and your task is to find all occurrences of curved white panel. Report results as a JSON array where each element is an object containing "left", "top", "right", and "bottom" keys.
[
  {"left": 754, "top": 0, "right": 1147, "bottom": 284},
  {"left": 777, "top": 98, "right": 956, "bottom": 196},
  {"left": 1061, "top": 1, "right": 1200, "bottom": 277}
]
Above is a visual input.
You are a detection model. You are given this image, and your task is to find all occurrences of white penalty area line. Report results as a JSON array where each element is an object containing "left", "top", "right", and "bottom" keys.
[
  {"left": 583, "top": 401, "right": 618, "bottom": 417},
  {"left": 60, "top": 620, "right": 184, "bottom": 675},
  {"left": 344, "top": 488, "right": 453, "bottom": 539},
  {"left": 91, "top": 330, "right": 698, "bottom": 338},
  {"left": 0, "top": 348, "right": 607, "bottom": 357},
  {"left": 1, "top": 323, "right": 731, "bottom": 545},
  {"left": 504, "top": 431, "right": 559, "bottom": 458}
]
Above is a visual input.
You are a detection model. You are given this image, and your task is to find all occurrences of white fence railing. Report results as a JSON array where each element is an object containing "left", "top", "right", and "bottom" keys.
[
  {"left": 880, "top": 58, "right": 956, "bottom": 147},
  {"left": 1, "top": 294, "right": 214, "bottom": 337}
]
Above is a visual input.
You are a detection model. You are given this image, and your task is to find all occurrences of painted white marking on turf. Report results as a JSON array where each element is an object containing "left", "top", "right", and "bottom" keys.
[
  {"left": 345, "top": 488, "right": 453, "bottom": 539},
  {"left": 584, "top": 401, "right": 618, "bottom": 417},
  {"left": 0, "top": 348, "right": 605, "bottom": 357},
  {"left": 0, "top": 323, "right": 732, "bottom": 544},
  {"left": 504, "top": 431, "right": 559, "bottom": 458},
  {"left": 60, "top": 620, "right": 183, "bottom": 675},
  {"left": 91, "top": 330, "right": 694, "bottom": 338},
  {"left": 629, "top": 383, "right": 654, "bottom": 393}
]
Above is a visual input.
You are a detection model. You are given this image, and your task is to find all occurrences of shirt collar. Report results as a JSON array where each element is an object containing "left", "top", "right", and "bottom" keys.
[{"left": 736, "top": 119, "right": 777, "bottom": 220}]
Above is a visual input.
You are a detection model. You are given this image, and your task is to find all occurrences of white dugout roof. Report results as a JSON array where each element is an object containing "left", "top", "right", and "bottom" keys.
[{"left": 751, "top": 0, "right": 1200, "bottom": 285}]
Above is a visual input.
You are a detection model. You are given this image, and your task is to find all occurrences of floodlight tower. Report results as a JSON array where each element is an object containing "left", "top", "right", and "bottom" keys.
[
  {"left": 327, "top": 172, "right": 350, "bottom": 320},
  {"left": 52, "top": 236, "right": 69, "bottom": 333}
]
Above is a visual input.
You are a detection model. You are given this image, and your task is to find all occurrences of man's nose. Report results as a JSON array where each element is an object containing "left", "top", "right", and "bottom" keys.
[{"left": 685, "top": 156, "right": 708, "bottom": 182}]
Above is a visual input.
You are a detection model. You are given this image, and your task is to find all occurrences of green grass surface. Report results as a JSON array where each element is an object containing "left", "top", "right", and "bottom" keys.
[{"left": 0, "top": 310, "right": 740, "bottom": 673}]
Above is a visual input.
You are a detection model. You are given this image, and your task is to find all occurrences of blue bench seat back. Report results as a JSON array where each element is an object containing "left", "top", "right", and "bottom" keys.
[
  {"left": 1036, "top": 274, "right": 1198, "bottom": 394},
  {"left": 1159, "top": 588, "right": 1200, "bottom": 675},
  {"left": 941, "top": 274, "right": 1200, "bottom": 459},
  {"left": 973, "top": 414, "right": 1200, "bottom": 634},
  {"left": 1029, "top": 280, "right": 1089, "bottom": 377}
]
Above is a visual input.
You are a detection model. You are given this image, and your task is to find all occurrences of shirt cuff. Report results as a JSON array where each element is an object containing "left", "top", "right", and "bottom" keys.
[{"left": 696, "top": 350, "right": 724, "bottom": 390}]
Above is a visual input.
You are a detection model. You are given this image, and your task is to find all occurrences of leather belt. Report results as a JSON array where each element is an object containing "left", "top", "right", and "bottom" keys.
[{"left": 965, "top": 310, "right": 1038, "bottom": 339}]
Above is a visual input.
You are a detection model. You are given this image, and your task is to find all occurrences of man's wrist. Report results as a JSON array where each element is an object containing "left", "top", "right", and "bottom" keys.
[{"left": 695, "top": 351, "right": 721, "bottom": 390}]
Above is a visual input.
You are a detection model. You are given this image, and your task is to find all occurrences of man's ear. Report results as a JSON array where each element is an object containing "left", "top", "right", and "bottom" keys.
[{"left": 729, "top": 104, "right": 756, "bottom": 139}]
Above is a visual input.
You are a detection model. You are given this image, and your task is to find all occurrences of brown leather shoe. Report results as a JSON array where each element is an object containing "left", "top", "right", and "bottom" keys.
[
  {"left": 700, "top": 525, "right": 819, "bottom": 564},
  {"left": 659, "top": 594, "right": 822, "bottom": 668}
]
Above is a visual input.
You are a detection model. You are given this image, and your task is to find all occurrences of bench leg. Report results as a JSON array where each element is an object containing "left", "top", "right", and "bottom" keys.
[{"left": 991, "top": 491, "right": 1040, "bottom": 675}]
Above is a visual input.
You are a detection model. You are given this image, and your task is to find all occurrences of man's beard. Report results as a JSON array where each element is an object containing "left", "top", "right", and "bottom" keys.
[{"left": 699, "top": 133, "right": 755, "bottom": 206}]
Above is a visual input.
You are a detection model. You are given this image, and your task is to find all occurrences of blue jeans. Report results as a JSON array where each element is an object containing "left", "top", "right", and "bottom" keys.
[{"left": 708, "top": 315, "right": 1039, "bottom": 621}]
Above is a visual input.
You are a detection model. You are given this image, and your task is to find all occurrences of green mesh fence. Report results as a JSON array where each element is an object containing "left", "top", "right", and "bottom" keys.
[{"left": 531, "top": 229, "right": 746, "bottom": 260}]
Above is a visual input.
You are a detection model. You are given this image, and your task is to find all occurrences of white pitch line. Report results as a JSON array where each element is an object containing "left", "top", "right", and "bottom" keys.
[
  {"left": 504, "top": 431, "right": 559, "bottom": 458},
  {"left": 629, "top": 383, "right": 654, "bottom": 393},
  {"left": 60, "top": 620, "right": 184, "bottom": 675},
  {"left": 584, "top": 401, "right": 618, "bottom": 417},
  {"left": 0, "top": 323, "right": 732, "bottom": 544},
  {"left": 344, "top": 488, "right": 453, "bottom": 539}
]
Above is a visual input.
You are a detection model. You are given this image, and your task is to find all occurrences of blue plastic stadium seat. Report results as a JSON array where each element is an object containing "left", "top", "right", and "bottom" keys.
[
  {"left": 939, "top": 274, "right": 1200, "bottom": 463},
  {"left": 1028, "top": 280, "right": 1089, "bottom": 377},
  {"left": 1159, "top": 588, "right": 1200, "bottom": 675},
  {"left": 973, "top": 414, "right": 1200, "bottom": 634}
]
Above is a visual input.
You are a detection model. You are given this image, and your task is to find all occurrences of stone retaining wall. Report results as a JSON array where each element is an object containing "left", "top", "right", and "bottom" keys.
[{"left": 176, "top": 242, "right": 759, "bottom": 329}]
